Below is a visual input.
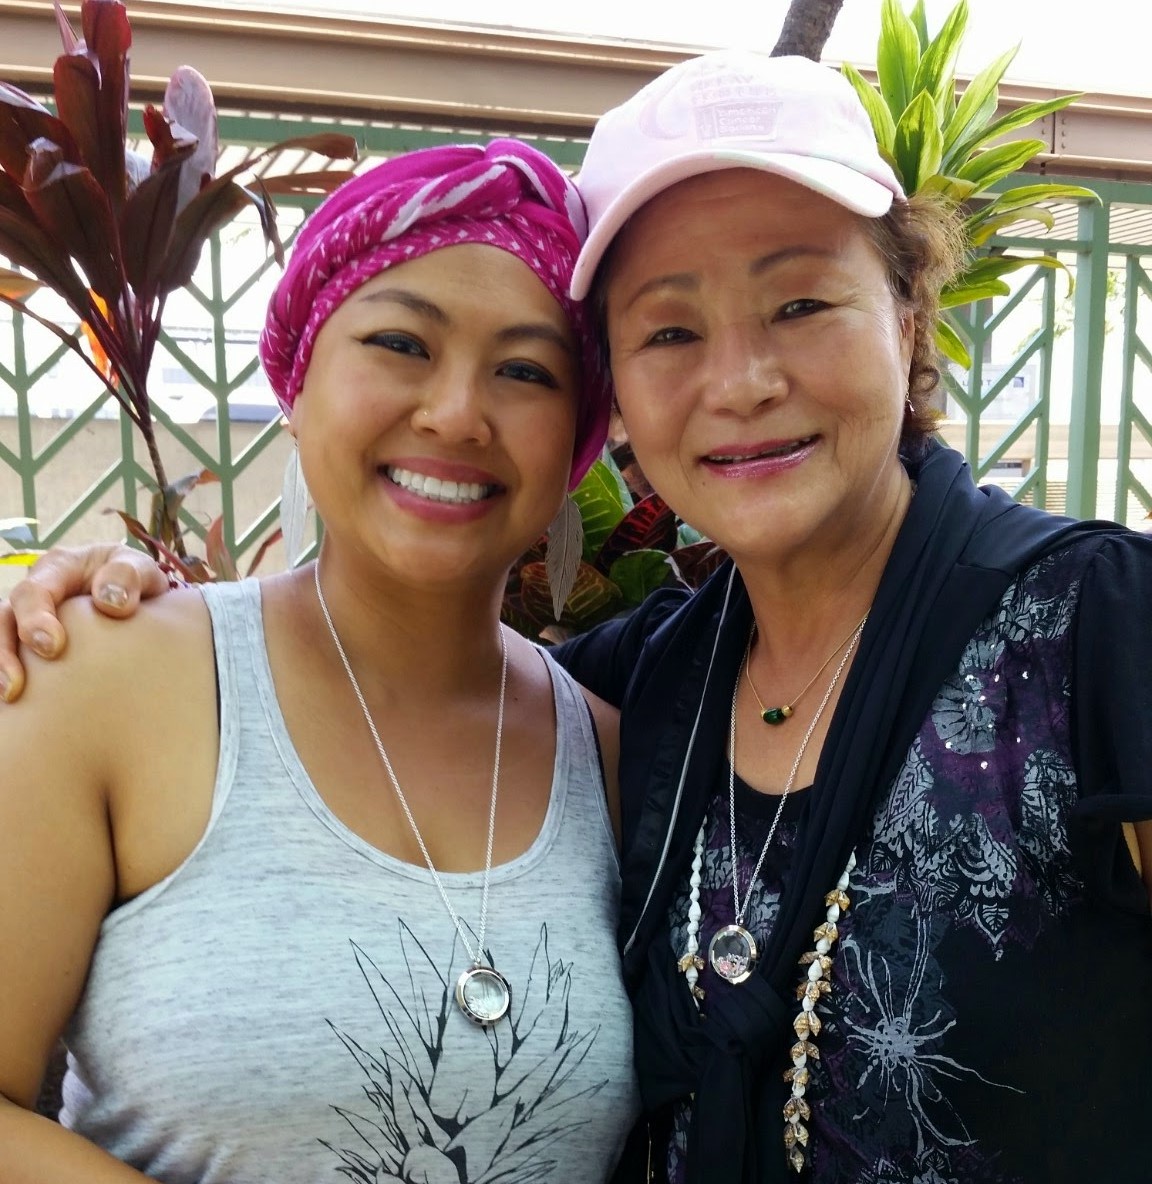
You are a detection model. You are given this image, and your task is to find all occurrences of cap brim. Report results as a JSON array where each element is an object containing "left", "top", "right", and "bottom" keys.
[{"left": 570, "top": 150, "right": 896, "bottom": 300}]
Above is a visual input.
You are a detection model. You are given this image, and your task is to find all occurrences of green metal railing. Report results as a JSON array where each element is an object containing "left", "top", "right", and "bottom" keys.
[
  {"left": 3, "top": 109, "right": 1152, "bottom": 572},
  {"left": 1117, "top": 249, "right": 1152, "bottom": 520},
  {"left": 942, "top": 264, "right": 1057, "bottom": 507},
  {"left": 936, "top": 175, "right": 1152, "bottom": 527},
  {"left": 1, "top": 213, "right": 309, "bottom": 556}
]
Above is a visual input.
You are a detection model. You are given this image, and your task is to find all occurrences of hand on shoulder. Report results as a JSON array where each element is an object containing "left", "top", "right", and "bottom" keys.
[
  {"left": 0, "top": 542, "right": 170, "bottom": 703},
  {"left": 47, "top": 583, "right": 208, "bottom": 692},
  {"left": 11, "top": 587, "right": 214, "bottom": 799}
]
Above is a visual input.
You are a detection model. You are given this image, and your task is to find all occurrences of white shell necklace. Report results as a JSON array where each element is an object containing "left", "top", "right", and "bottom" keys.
[
  {"left": 313, "top": 560, "right": 512, "bottom": 1027},
  {"left": 705, "top": 617, "right": 867, "bottom": 986}
]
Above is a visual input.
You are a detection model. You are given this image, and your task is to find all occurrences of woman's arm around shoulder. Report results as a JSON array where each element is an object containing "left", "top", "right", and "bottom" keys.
[
  {"left": 0, "top": 590, "right": 213, "bottom": 1181},
  {"left": 554, "top": 584, "right": 692, "bottom": 708}
]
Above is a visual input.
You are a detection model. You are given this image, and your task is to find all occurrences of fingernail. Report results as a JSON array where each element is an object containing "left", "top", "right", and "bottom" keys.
[
  {"left": 97, "top": 583, "right": 128, "bottom": 608},
  {"left": 31, "top": 629, "right": 55, "bottom": 657},
  {"left": 0, "top": 672, "right": 9, "bottom": 702}
]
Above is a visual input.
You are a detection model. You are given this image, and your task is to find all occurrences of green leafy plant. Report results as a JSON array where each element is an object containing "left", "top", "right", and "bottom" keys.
[
  {"left": 503, "top": 449, "right": 725, "bottom": 642},
  {"left": 842, "top": 0, "right": 1096, "bottom": 366},
  {"left": 0, "top": 0, "right": 357, "bottom": 572}
]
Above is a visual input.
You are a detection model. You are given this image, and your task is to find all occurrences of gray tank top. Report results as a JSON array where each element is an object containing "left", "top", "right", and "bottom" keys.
[{"left": 61, "top": 579, "right": 639, "bottom": 1183}]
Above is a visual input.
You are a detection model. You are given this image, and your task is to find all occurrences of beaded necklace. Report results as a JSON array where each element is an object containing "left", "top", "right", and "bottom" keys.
[{"left": 678, "top": 615, "right": 866, "bottom": 1172}]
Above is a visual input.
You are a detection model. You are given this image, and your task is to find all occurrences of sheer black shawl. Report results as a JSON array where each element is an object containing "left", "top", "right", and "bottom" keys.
[{"left": 626, "top": 443, "right": 1112, "bottom": 1183}]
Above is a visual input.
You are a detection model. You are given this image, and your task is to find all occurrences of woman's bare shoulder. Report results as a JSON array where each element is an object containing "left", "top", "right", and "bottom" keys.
[
  {"left": 578, "top": 684, "right": 621, "bottom": 736},
  {"left": 44, "top": 585, "right": 208, "bottom": 698},
  {"left": 15, "top": 586, "right": 217, "bottom": 808},
  {"left": 58, "top": 586, "right": 221, "bottom": 899},
  {"left": 57, "top": 583, "right": 209, "bottom": 651},
  {"left": 0, "top": 591, "right": 215, "bottom": 1119}
]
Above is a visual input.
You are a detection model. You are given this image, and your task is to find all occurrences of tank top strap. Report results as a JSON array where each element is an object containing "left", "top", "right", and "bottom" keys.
[
  {"left": 195, "top": 578, "right": 293, "bottom": 826},
  {"left": 198, "top": 577, "right": 275, "bottom": 737},
  {"left": 537, "top": 644, "right": 618, "bottom": 863}
]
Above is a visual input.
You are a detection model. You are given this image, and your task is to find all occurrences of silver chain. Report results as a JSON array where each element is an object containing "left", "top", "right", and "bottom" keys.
[
  {"left": 728, "top": 617, "right": 866, "bottom": 925},
  {"left": 313, "top": 560, "right": 507, "bottom": 969}
]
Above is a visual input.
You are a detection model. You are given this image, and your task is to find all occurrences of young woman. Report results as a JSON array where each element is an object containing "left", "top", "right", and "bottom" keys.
[
  {"left": 7, "top": 52, "right": 1152, "bottom": 1184},
  {"left": 0, "top": 140, "right": 639, "bottom": 1183}
]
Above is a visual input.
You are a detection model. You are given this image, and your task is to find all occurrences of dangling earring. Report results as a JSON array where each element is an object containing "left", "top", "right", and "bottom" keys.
[
  {"left": 545, "top": 495, "right": 583, "bottom": 622},
  {"left": 280, "top": 443, "right": 310, "bottom": 568}
]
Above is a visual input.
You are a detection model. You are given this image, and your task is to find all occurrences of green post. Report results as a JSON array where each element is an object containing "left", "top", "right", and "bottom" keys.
[
  {"left": 965, "top": 309, "right": 985, "bottom": 468},
  {"left": 119, "top": 402, "right": 139, "bottom": 523},
  {"left": 1115, "top": 255, "right": 1140, "bottom": 521},
  {"left": 210, "top": 235, "right": 235, "bottom": 553},
  {"left": 1034, "top": 267, "right": 1055, "bottom": 510},
  {"left": 1065, "top": 199, "right": 1110, "bottom": 519},
  {"left": 11, "top": 309, "right": 38, "bottom": 541}
]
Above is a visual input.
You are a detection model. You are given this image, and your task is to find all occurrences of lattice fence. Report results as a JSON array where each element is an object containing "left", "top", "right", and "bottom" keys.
[{"left": 4, "top": 119, "right": 1152, "bottom": 594}]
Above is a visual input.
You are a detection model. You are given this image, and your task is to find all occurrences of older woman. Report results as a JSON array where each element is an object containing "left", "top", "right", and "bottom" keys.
[
  {"left": 5, "top": 52, "right": 1152, "bottom": 1184},
  {"left": 555, "top": 53, "right": 1152, "bottom": 1184},
  {"left": 0, "top": 141, "right": 639, "bottom": 1183}
]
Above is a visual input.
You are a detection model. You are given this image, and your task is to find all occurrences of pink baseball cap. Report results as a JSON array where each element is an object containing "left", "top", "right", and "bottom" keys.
[{"left": 570, "top": 51, "right": 905, "bottom": 299}]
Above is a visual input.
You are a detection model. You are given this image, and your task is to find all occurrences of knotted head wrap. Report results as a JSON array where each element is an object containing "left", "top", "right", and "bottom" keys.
[{"left": 260, "top": 140, "right": 611, "bottom": 488}]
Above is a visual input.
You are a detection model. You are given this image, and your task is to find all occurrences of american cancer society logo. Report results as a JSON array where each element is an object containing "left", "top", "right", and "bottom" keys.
[{"left": 691, "top": 82, "right": 782, "bottom": 143}]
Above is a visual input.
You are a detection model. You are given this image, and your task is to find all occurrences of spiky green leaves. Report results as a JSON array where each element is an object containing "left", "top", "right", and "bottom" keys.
[{"left": 848, "top": 0, "right": 1097, "bottom": 367}]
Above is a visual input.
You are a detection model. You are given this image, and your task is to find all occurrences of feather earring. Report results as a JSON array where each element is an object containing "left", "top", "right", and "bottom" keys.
[
  {"left": 546, "top": 495, "right": 584, "bottom": 622},
  {"left": 280, "top": 444, "right": 310, "bottom": 568}
]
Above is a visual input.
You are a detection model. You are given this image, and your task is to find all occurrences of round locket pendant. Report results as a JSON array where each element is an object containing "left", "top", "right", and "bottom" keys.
[
  {"left": 708, "top": 923, "right": 759, "bottom": 984},
  {"left": 455, "top": 964, "right": 512, "bottom": 1027}
]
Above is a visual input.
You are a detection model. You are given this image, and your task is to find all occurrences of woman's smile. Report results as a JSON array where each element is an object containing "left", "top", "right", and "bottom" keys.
[
  {"left": 380, "top": 458, "right": 504, "bottom": 520},
  {"left": 699, "top": 435, "right": 821, "bottom": 477}
]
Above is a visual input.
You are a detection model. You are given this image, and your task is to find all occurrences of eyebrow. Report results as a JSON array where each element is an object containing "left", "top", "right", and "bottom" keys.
[
  {"left": 621, "top": 244, "right": 840, "bottom": 311},
  {"left": 749, "top": 244, "right": 839, "bottom": 275},
  {"left": 352, "top": 288, "right": 572, "bottom": 355},
  {"left": 495, "top": 323, "right": 575, "bottom": 357},
  {"left": 353, "top": 288, "right": 449, "bottom": 323}
]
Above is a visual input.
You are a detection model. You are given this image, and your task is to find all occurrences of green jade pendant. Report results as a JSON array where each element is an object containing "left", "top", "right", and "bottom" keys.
[{"left": 760, "top": 704, "right": 794, "bottom": 725}]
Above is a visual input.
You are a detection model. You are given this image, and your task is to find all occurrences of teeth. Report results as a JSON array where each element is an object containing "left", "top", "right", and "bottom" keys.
[
  {"left": 386, "top": 466, "right": 492, "bottom": 505},
  {"left": 710, "top": 437, "right": 814, "bottom": 463}
]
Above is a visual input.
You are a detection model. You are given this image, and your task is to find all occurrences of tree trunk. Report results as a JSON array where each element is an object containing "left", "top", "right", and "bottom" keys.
[{"left": 771, "top": 0, "right": 846, "bottom": 59}]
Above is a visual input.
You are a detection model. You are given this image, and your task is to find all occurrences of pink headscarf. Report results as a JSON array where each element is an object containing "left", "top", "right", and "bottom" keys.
[{"left": 260, "top": 140, "right": 611, "bottom": 488}]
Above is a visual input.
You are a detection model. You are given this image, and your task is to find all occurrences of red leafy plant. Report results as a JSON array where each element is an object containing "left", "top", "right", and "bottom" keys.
[{"left": 0, "top": 0, "right": 357, "bottom": 576}]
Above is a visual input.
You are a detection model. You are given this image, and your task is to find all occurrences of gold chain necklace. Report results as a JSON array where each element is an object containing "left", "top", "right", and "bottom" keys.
[{"left": 744, "top": 614, "right": 869, "bottom": 725}]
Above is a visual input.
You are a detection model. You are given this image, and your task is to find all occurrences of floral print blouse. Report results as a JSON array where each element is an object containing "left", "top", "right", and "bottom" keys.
[{"left": 667, "top": 542, "right": 1152, "bottom": 1183}]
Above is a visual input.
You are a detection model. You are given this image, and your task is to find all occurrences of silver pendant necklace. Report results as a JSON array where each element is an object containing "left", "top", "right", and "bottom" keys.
[
  {"left": 314, "top": 560, "right": 512, "bottom": 1027},
  {"left": 707, "top": 617, "right": 867, "bottom": 985}
]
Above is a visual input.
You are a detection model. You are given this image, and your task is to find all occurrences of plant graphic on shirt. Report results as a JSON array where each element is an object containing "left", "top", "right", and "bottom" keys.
[{"left": 322, "top": 921, "right": 608, "bottom": 1183}]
